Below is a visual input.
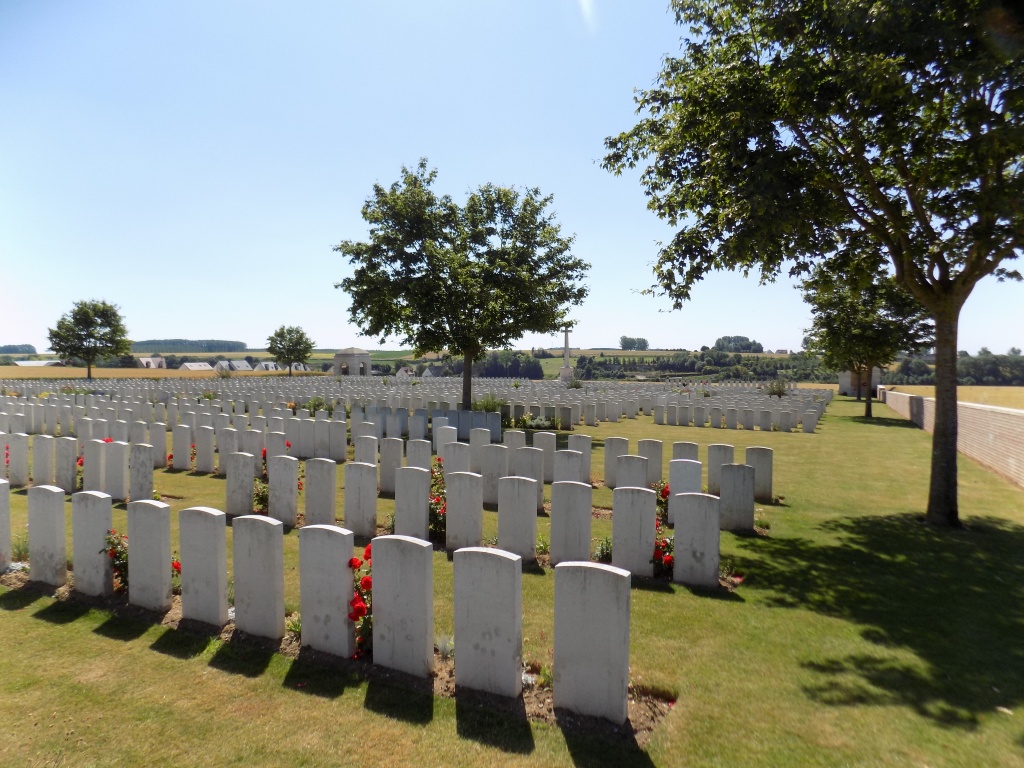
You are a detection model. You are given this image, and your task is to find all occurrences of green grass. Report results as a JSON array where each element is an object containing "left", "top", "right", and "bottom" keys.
[{"left": 3, "top": 397, "right": 1024, "bottom": 766}]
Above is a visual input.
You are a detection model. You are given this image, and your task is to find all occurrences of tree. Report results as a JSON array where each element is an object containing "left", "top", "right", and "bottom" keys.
[
  {"left": 47, "top": 300, "right": 131, "bottom": 380},
  {"left": 620, "top": 335, "right": 636, "bottom": 351},
  {"left": 335, "top": 161, "right": 589, "bottom": 407},
  {"left": 803, "top": 263, "right": 934, "bottom": 418},
  {"left": 603, "top": 0, "right": 1023, "bottom": 527},
  {"left": 266, "top": 326, "right": 314, "bottom": 376}
]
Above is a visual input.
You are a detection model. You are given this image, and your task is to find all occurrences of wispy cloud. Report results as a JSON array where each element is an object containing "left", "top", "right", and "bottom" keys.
[{"left": 577, "top": 0, "right": 596, "bottom": 32}]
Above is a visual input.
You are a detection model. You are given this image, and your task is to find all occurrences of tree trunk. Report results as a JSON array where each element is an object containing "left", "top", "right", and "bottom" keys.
[
  {"left": 288, "top": 365, "right": 293, "bottom": 377},
  {"left": 462, "top": 353, "right": 473, "bottom": 410},
  {"left": 855, "top": 365, "right": 862, "bottom": 400},
  {"left": 927, "top": 308, "right": 961, "bottom": 527},
  {"left": 86, "top": 359, "right": 93, "bottom": 380},
  {"left": 864, "top": 362, "right": 874, "bottom": 418}
]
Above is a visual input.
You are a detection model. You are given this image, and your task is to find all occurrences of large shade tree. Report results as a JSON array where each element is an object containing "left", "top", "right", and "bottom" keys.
[
  {"left": 47, "top": 300, "right": 131, "bottom": 380},
  {"left": 335, "top": 160, "right": 589, "bottom": 407},
  {"left": 267, "top": 325, "right": 315, "bottom": 376},
  {"left": 604, "top": 0, "right": 1023, "bottom": 526}
]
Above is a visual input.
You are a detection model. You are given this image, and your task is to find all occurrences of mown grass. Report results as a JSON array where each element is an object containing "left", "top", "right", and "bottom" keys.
[{"left": 3, "top": 397, "right": 1024, "bottom": 767}]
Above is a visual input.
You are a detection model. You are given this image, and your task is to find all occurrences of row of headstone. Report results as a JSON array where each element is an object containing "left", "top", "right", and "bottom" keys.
[{"left": 7, "top": 483, "right": 630, "bottom": 725}]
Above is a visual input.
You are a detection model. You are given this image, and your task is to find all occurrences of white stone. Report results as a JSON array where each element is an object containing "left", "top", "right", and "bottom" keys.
[
  {"left": 72, "top": 491, "right": 113, "bottom": 596},
  {"left": 611, "top": 486, "right": 655, "bottom": 578},
  {"left": 567, "top": 434, "right": 592, "bottom": 484},
  {"left": 129, "top": 443, "right": 154, "bottom": 503},
  {"left": 672, "top": 441, "right": 699, "bottom": 461},
  {"left": 28, "top": 485, "right": 66, "bottom": 586},
  {"left": 497, "top": 476, "right": 537, "bottom": 562},
  {"left": 394, "top": 466, "right": 430, "bottom": 540},
  {"left": 303, "top": 458, "right": 336, "bottom": 526},
  {"left": 406, "top": 439, "right": 432, "bottom": 470},
  {"left": 553, "top": 562, "right": 630, "bottom": 724},
  {"left": 0, "top": 479, "right": 8, "bottom": 570},
  {"left": 354, "top": 435, "right": 378, "bottom": 466},
  {"left": 720, "top": 463, "right": 755, "bottom": 532},
  {"left": 454, "top": 547, "right": 522, "bottom": 697},
  {"left": 179, "top": 506, "right": 229, "bottom": 626},
  {"left": 512, "top": 446, "right": 544, "bottom": 511},
  {"left": 479, "top": 443, "right": 509, "bottom": 506},
  {"left": 226, "top": 452, "right": 254, "bottom": 517},
  {"left": 550, "top": 481, "right": 592, "bottom": 565},
  {"left": 6, "top": 433, "right": 29, "bottom": 487},
  {"left": 329, "top": 420, "right": 348, "bottom": 463},
  {"left": 668, "top": 459, "right": 702, "bottom": 525},
  {"left": 436, "top": 424, "right": 457, "bottom": 453},
  {"left": 469, "top": 428, "right": 491, "bottom": 473},
  {"left": 299, "top": 524, "right": 355, "bottom": 657},
  {"left": 746, "top": 446, "right": 774, "bottom": 502},
  {"left": 553, "top": 449, "right": 583, "bottom": 485},
  {"left": 706, "top": 444, "right": 735, "bottom": 496},
  {"left": 32, "top": 434, "right": 55, "bottom": 486},
  {"left": 503, "top": 430, "right": 526, "bottom": 451},
  {"left": 127, "top": 499, "right": 172, "bottom": 610},
  {"left": 343, "top": 462, "right": 377, "bottom": 537},
  {"left": 446, "top": 471, "right": 482, "bottom": 551},
  {"left": 233, "top": 515, "right": 285, "bottom": 640},
  {"left": 172, "top": 424, "right": 192, "bottom": 471},
  {"left": 637, "top": 439, "right": 663, "bottom": 486},
  {"left": 54, "top": 436, "right": 78, "bottom": 493},
  {"left": 268, "top": 455, "right": 299, "bottom": 526},
  {"left": 372, "top": 535, "right": 434, "bottom": 677},
  {"left": 603, "top": 436, "right": 628, "bottom": 489},
  {"left": 616, "top": 454, "right": 648, "bottom": 490},
  {"left": 103, "top": 441, "right": 129, "bottom": 501},
  {"left": 440, "top": 440, "right": 470, "bottom": 477},
  {"left": 195, "top": 425, "right": 216, "bottom": 473},
  {"left": 673, "top": 493, "right": 720, "bottom": 588},
  {"left": 533, "top": 431, "right": 556, "bottom": 483},
  {"left": 378, "top": 437, "right": 403, "bottom": 495}
]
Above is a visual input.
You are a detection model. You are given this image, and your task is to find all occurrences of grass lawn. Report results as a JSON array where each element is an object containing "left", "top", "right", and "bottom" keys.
[{"left": 3, "top": 397, "right": 1024, "bottom": 766}]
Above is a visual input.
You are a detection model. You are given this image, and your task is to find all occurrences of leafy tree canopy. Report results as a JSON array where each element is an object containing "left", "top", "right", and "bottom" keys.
[
  {"left": 47, "top": 300, "right": 131, "bottom": 380},
  {"left": 803, "top": 262, "right": 934, "bottom": 416},
  {"left": 604, "top": 0, "right": 1024, "bottom": 526},
  {"left": 620, "top": 336, "right": 650, "bottom": 351},
  {"left": 267, "top": 326, "right": 315, "bottom": 376},
  {"left": 335, "top": 160, "right": 589, "bottom": 406}
]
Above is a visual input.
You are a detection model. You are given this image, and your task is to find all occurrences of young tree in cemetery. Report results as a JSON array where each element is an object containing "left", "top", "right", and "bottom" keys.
[
  {"left": 803, "top": 259, "right": 934, "bottom": 418},
  {"left": 47, "top": 300, "right": 131, "bottom": 380},
  {"left": 603, "top": 0, "right": 1023, "bottom": 526},
  {"left": 266, "top": 325, "right": 315, "bottom": 376},
  {"left": 335, "top": 160, "right": 589, "bottom": 407}
]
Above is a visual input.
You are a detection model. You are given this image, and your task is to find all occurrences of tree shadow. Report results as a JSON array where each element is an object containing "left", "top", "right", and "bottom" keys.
[
  {"left": 730, "top": 513, "right": 1024, "bottom": 729},
  {"left": 555, "top": 709, "right": 656, "bottom": 768},
  {"left": 847, "top": 415, "right": 919, "bottom": 429},
  {"left": 454, "top": 688, "right": 535, "bottom": 754},
  {"left": 364, "top": 676, "right": 434, "bottom": 725},
  {"left": 282, "top": 648, "right": 361, "bottom": 698}
]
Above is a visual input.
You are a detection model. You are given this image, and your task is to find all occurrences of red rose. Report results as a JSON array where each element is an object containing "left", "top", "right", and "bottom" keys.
[
  {"left": 661, "top": 485, "right": 670, "bottom": 499},
  {"left": 348, "top": 557, "right": 362, "bottom": 570},
  {"left": 363, "top": 543, "right": 372, "bottom": 559},
  {"left": 663, "top": 555, "right": 674, "bottom": 568},
  {"left": 171, "top": 560, "right": 181, "bottom": 574},
  {"left": 285, "top": 440, "right": 292, "bottom": 448},
  {"left": 360, "top": 575, "right": 372, "bottom": 591},
  {"left": 653, "top": 549, "right": 663, "bottom": 562},
  {"left": 262, "top": 448, "right": 267, "bottom": 458},
  {"left": 347, "top": 611, "right": 358, "bottom": 621},
  {"left": 351, "top": 601, "right": 367, "bottom": 618}
]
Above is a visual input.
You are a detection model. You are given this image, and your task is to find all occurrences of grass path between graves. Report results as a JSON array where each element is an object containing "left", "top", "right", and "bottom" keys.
[{"left": 4, "top": 397, "right": 1024, "bottom": 766}]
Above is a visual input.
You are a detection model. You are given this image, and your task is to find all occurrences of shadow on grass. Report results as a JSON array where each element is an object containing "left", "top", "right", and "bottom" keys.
[
  {"left": 731, "top": 513, "right": 1024, "bottom": 729},
  {"left": 455, "top": 690, "right": 534, "bottom": 754},
  {"left": 282, "top": 649, "right": 361, "bottom": 698},
  {"left": 33, "top": 599, "right": 92, "bottom": 625},
  {"left": 208, "top": 638, "right": 276, "bottom": 678},
  {"left": 93, "top": 612, "right": 152, "bottom": 642},
  {"left": 555, "top": 710, "right": 656, "bottom": 768},
  {"left": 847, "top": 415, "right": 919, "bottom": 429},
  {"left": 150, "top": 626, "right": 216, "bottom": 660},
  {"left": 0, "top": 586, "right": 44, "bottom": 611},
  {"left": 364, "top": 677, "right": 433, "bottom": 725}
]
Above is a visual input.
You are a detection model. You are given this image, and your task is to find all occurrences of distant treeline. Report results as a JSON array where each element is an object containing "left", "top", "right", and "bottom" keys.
[
  {"left": 884, "top": 350, "right": 1024, "bottom": 386},
  {"left": 0, "top": 344, "right": 36, "bottom": 354},
  {"left": 132, "top": 339, "right": 248, "bottom": 353}
]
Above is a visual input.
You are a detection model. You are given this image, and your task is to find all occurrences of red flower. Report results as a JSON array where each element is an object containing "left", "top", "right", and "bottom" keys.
[
  {"left": 360, "top": 575, "right": 372, "bottom": 591},
  {"left": 262, "top": 448, "right": 267, "bottom": 459},
  {"left": 347, "top": 611, "right": 358, "bottom": 621},
  {"left": 108, "top": 548, "right": 117, "bottom": 558},
  {"left": 436, "top": 456, "right": 443, "bottom": 463},
  {"left": 171, "top": 560, "right": 181, "bottom": 574},
  {"left": 297, "top": 481, "right": 303, "bottom": 491},
  {"left": 285, "top": 440, "right": 291, "bottom": 448},
  {"left": 76, "top": 456, "right": 84, "bottom": 467},
  {"left": 363, "top": 543, "right": 372, "bottom": 559},
  {"left": 103, "top": 437, "right": 113, "bottom": 443},
  {"left": 653, "top": 549, "right": 663, "bottom": 562},
  {"left": 348, "top": 557, "right": 363, "bottom": 570},
  {"left": 663, "top": 555, "right": 674, "bottom": 568},
  {"left": 167, "top": 453, "right": 173, "bottom": 462},
  {"left": 351, "top": 602, "right": 367, "bottom": 618},
  {"left": 661, "top": 485, "right": 670, "bottom": 499}
]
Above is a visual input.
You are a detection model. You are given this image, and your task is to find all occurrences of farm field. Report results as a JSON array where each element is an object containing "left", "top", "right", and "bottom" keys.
[
  {"left": 2, "top": 397, "right": 1024, "bottom": 766},
  {"left": 885, "top": 384, "right": 1024, "bottom": 411}
]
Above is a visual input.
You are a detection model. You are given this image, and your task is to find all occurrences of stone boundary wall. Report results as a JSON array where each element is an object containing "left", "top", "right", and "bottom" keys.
[{"left": 880, "top": 388, "right": 1024, "bottom": 490}]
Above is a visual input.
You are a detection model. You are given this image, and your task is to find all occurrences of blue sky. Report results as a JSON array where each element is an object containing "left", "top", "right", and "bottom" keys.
[{"left": 1, "top": 1, "right": 1020, "bottom": 355}]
